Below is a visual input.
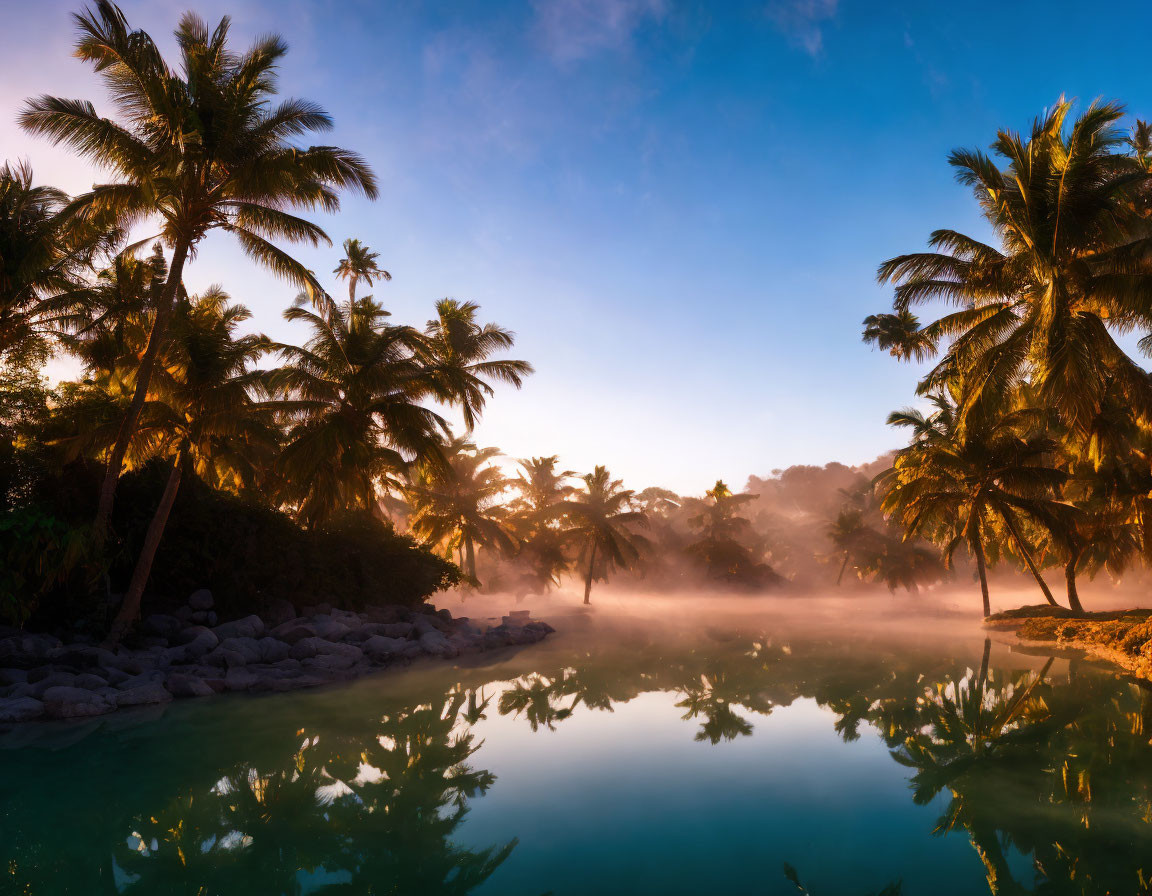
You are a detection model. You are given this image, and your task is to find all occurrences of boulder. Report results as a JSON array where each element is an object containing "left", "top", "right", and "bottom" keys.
[
  {"left": 296, "top": 638, "right": 363, "bottom": 661},
  {"left": 100, "top": 666, "right": 131, "bottom": 687},
  {"left": 190, "top": 610, "right": 218, "bottom": 627},
  {"left": 188, "top": 589, "right": 215, "bottom": 611},
  {"left": 72, "top": 672, "right": 108, "bottom": 691},
  {"left": 203, "top": 647, "right": 248, "bottom": 669},
  {"left": 0, "top": 634, "right": 60, "bottom": 668},
  {"left": 41, "top": 686, "right": 114, "bottom": 719},
  {"left": 363, "top": 622, "right": 414, "bottom": 640},
  {"left": 303, "top": 652, "right": 357, "bottom": 672},
  {"left": 418, "top": 631, "right": 457, "bottom": 658},
  {"left": 28, "top": 665, "right": 67, "bottom": 684},
  {"left": 0, "top": 668, "right": 29, "bottom": 686},
  {"left": 176, "top": 625, "right": 220, "bottom": 649},
  {"left": 29, "top": 672, "right": 78, "bottom": 697},
  {"left": 268, "top": 658, "right": 303, "bottom": 674},
  {"left": 218, "top": 637, "right": 264, "bottom": 664},
  {"left": 224, "top": 668, "right": 260, "bottom": 692},
  {"left": 116, "top": 671, "right": 165, "bottom": 691},
  {"left": 57, "top": 644, "right": 119, "bottom": 669},
  {"left": 115, "top": 683, "right": 172, "bottom": 707},
  {"left": 0, "top": 696, "right": 45, "bottom": 722},
  {"left": 270, "top": 623, "right": 316, "bottom": 645},
  {"left": 262, "top": 598, "right": 296, "bottom": 628},
  {"left": 142, "top": 614, "right": 184, "bottom": 640},
  {"left": 300, "top": 602, "right": 333, "bottom": 617},
  {"left": 213, "top": 615, "right": 265, "bottom": 641},
  {"left": 362, "top": 635, "right": 409, "bottom": 661},
  {"left": 165, "top": 673, "right": 214, "bottom": 698},
  {"left": 308, "top": 616, "right": 351, "bottom": 641},
  {"left": 178, "top": 629, "right": 221, "bottom": 663},
  {"left": 414, "top": 615, "right": 449, "bottom": 636},
  {"left": 257, "top": 638, "right": 291, "bottom": 664}
]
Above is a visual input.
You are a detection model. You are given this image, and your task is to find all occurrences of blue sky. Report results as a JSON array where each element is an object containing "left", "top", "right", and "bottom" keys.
[{"left": 3, "top": 0, "right": 1150, "bottom": 493}]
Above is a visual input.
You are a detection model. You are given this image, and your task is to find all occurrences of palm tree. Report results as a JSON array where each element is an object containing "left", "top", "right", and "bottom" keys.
[
  {"left": 405, "top": 436, "right": 516, "bottom": 586},
  {"left": 861, "top": 309, "right": 934, "bottom": 362},
  {"left": 334, "top": 237, "right": 390, "bottom": 312},
  {"left": 423, "top": 299, "right": 533, "bottom": 430},
  {"left": 686, "top": 480, "right": 757, "bottom": 542},
  {"left": 0, "top": 161, "right": 107, "bottom": 367},
  {"left": 20, "top": 1, "right": 378, "bottom": 541},
  {"left": 1128, "top": 119, "right": 1152, "bottom": 169},
  {"left": 269, "top": 297, "right": 445, "bottom": 528},
  {"left": 880, "top": 388, "right": 1071, "bottom": 616},
  {"left": 60, "top": 246, "right": 167, "bottom": 387},
  {"left": 510, "top": 455, "right": 577, "bottom": 591},
  {"left": 828, "top": 508, "right": 874, "bottom": 586},
  {"left": 557, "top": 466, "right": 648, "bottom": 604},
  {"left": 103, "top": 288, "right": 272, "bottom": 640},
  {"left": 874, "top": 99, "right": 1152, "bottom": 435}
]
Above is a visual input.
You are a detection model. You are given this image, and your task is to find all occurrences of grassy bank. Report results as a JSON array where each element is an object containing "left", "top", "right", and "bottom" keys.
[{"left": 987, "top": 606, "right": 1152, "bottom": 679}]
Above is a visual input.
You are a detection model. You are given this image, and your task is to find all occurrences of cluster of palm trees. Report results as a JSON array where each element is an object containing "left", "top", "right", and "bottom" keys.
[
  {"left": 0, "top": 2, "right": 534, "bottom": 637},
  {"left": 401, "top": 447, "right": 651, "bottom": 603},
  {"left": 865, "top": 98, "right": 1152, "bottom": 616}
]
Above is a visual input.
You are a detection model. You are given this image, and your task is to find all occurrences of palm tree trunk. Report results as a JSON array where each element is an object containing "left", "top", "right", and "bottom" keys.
[
  {"left": 583, "top": 539, "right": 597, "bottom": 605},
  {"left": 1065, "top": 555, "right": 1084, "bottom": 614},
  {"left": 970, "top": 523, "right": 991, "bottom": 618},
  {"left": 978, "top": 637, "right": 991, "bottom": 695},
  {"left": 836, "top": 551, "right": 849, "bottom": 586},
  {"left": 1000, "top": 511, "right": 1059, "bottom": 607},
  {"left": 465, "top": 535, "right": 477, "bottom": 581},
  {"left": 105, "top": 447, "right": 186, "bottom": 646},
  {"left": 94, "top": 238, "right": 190, "bottom": 546},
  {"left": 349, "top": 276, "right": 356, "bottom": 314}
]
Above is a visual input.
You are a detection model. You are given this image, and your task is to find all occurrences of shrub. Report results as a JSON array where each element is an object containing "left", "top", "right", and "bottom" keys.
[
  {"left": 112, "top": 462, "right": 459, "bottom": 619},
  {"left": 0, "top": 450, "right": 459, "bottom": 630}
]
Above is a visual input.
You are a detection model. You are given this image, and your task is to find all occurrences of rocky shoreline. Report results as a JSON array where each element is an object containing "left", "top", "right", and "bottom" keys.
[
  {"left": 0, "top": 591, "right": 555, "bottom": 724},
  {"left": 986, "top": 606, "right": 1152, "bottom": 681}
]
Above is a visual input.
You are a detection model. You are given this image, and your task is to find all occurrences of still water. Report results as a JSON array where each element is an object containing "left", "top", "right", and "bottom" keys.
[{"left": 2, "top": 607, "right": 1150, "bottom": 895}]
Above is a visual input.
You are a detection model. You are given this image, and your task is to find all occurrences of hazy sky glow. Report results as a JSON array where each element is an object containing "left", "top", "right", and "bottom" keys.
[{"left": 4, "top": 0, "right": 1151, "bottom": 493}]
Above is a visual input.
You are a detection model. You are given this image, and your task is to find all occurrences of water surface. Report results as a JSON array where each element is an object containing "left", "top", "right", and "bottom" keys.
[{"left": 3, "top": 604, "right": 1150, "bottom": 894}]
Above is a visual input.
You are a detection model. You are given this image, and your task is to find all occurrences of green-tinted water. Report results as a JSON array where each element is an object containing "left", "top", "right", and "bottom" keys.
[{"left": 2, "top": 614, "right": 1150, "bottom": 894}]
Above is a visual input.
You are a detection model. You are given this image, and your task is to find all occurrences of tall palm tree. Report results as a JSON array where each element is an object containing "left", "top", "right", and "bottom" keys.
[
  {"left": 405, "top": 436, "right": 516, "bottom": 586},
  {"left": 96, "top": 288, "right": 273, "bottom": 640},
  {"left": 874, "top": 99, "right": 1152, "bottom": 435},
  {"left": 269, "top": 297, "right": 445, "bottom": 528},
  {"left": 880, "top": 388, "right": 1071, "bottom": 616},
  {"left": 20, "top": 1, "right": 378, "bottom": 541},
  {"left": 557, "top": 466, "right": 648, "bottom": 604},
  {"left": 333, "top": 237, "right": 390, "bottom": 312},
  {"left": 423, "top": 299, "right": 533, "bottom": 430}
]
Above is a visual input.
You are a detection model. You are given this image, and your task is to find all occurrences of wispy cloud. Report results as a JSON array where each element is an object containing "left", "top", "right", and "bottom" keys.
[
  {"left": 766, "top": 0, "right": 838, "bottom": 56},
  {"left": 531, "top": 0, "right": 666, "bottom": 63}
]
